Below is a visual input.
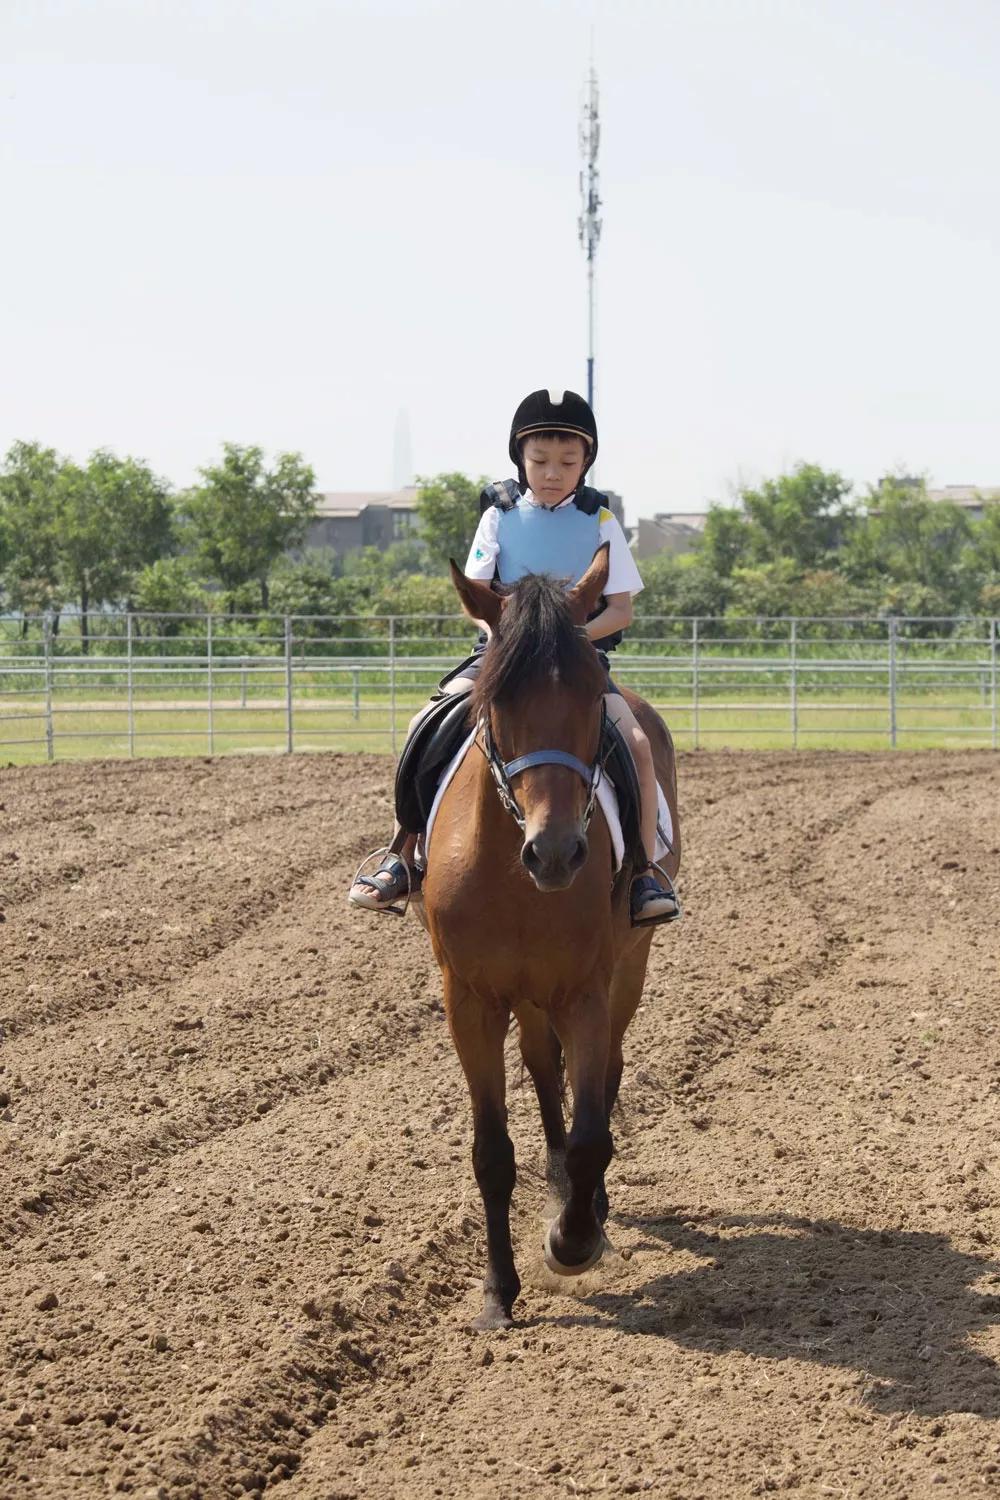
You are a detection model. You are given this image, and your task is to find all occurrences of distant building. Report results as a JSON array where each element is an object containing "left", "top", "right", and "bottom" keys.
[
  {"left": 631, "top": 511, "right": 708, "bottom": 561},
  {"left": 874, "top": 478, "right": 1000, "bottom": 523},
  {"left": 926, "top": 485, "right": 1000, "bottom": 522},
  {"left": 305, "top": 487, "right": 421, "bottom": 555}
]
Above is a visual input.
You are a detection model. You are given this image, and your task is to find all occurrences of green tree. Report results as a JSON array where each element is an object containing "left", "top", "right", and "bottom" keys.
[
  {"left": 699, "top": 505, "right": 749, "bottom": 577},
  {"left": 381, "top": 536, "right": 432, "bottom": 576},
  {"left": 726, "top": 562, "right": 878, "bottom": 621},
  {"left": 970, "top": 500, "right": 1000, "bottom": 576},
  {"left": 268, "top": 552, "right": 342, "bottom": 624},
  {"left": 0, "top": 441, "right": 66, "bottom": 628},
  {"left": 57, "top": 450, "right": 174, "bottom": 652},
  {"left": 632, "top": 553, "right": 730, "bottom": 636},
  {"left": 785, "top": 568, "right": 878, "bottom": 618},
  {"left": 183, "top": 444, "right": 317, "bottom": 610},
  {"left": 725, "top": 558, "right": 802, "bottom": 618},
  {"left": 979, "top": 581, "right": 1000, "bottom": 616},
  {"left": 0, "top": 499, "right": 8, "bottom": 605},
  {"left": 877, "top": 579, "right": 960, "bottom": 620},
  {"left": 131, "top": 557, "right": 211, "bottom": 633},
  {"left": 843, "top": 478, "right": 972, "bottom": 611},
  {"left": 415, "top": 472, "right": 485, "bottom": 571},
  {"left": 963, "top": 500, "right": 1000, "bottom": 613},
  {"left": 740, "top": 463, "right": 852, "bottom": 569}
]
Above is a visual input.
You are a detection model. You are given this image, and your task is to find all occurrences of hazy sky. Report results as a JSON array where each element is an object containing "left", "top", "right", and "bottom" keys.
[{"left": 3, "top": 0, "right": 999, "bottom": 520}]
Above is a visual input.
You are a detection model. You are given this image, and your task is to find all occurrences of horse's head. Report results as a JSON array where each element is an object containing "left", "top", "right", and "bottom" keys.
[{"left": 449, "top": 547, "right": 611, "bottom": 892}]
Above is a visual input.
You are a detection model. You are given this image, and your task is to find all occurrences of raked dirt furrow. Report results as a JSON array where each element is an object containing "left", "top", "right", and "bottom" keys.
[
  {"left": 0, "top": 768, "right": 395, "bottom": 1041},
  {"left": 0, "top": 857, "right": 436, "bottom": 1249},
  {"left": 0, "top": 754, "right": 394, "bottom": 916},
  {"left": 3, "top": 750, "right": 1000, "bottom": 1500}
]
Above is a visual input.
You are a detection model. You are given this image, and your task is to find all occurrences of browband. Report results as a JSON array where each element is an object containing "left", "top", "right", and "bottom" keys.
[{"left": 502, "top": 749, "right": 594, "bottom": 785}]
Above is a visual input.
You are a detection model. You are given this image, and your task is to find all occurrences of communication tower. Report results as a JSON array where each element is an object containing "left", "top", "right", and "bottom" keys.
[{"left": 578, "top": 62, "right": 602, "bottom": 412}]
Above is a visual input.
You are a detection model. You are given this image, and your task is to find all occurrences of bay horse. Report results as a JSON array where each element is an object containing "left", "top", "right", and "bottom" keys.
[{"left": 421, "top": 546, "right": 681, "bottom": 1330}]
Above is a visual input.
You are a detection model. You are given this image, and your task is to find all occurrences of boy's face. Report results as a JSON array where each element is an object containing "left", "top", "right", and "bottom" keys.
[{"left": 521, "top": 434, "right": 588, "bottom": 507}]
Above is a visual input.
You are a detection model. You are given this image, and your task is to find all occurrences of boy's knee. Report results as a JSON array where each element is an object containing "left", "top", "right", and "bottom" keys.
[{"left": 630, "top": 723, "right": 651, "bottom": 758}]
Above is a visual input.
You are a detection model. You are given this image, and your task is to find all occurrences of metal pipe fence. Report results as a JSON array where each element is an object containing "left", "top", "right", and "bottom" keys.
[{"left": 1, "top": 611, "right": 998, "bottom": 763}]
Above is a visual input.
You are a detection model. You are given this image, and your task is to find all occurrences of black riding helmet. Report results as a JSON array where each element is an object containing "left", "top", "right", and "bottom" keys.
[{"left": 509, "top": 388, "right": 598, "bottom": 491}]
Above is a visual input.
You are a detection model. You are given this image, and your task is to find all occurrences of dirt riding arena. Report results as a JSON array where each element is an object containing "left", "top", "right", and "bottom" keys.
[{"left": 2, "top": 749, "right": 1000, "bottom": 1500}]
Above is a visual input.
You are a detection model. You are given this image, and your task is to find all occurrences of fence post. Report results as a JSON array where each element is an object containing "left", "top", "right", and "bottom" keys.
[
  {"left": 284, "top": 615, "right": 294, "bottom": 754},
  {"left": 692, "top": 618, "right": 700, "bottom": 750},
  {"left": 43, "top": 613, "right": 55, "bottom": 762},
  {"left": 127, "top": 612, "right": 135, "bottom": 757},
  {"left": 991, "top": 617, "right": 997, "bottom": 752},
  {"left": 206, "top": 613, "right": 214, "bottom": 756},
  {"left": 389, "top": 616, "right": 398, "bottom": 754},
  {"left": 240, "top": 659, "right": 248, "bottom": 709},
  {"left": 352, "top": 666, "right": 360, "bottom": 721},
  {"left": 790, "top": 618, "right": 798, "bottom": 750},
  {"left": 888, "top": 616, "right": 898, "bottom": 749}
]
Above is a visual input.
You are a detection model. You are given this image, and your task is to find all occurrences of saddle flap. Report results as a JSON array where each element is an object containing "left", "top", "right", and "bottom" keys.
[
  {"left": 395, "top": 690, "right": 475, "bottom": 833},
  {"left": 600, "top": 717, "right": 644, "bottom": 866}
]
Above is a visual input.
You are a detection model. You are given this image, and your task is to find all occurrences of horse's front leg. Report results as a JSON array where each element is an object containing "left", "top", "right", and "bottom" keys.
[
  {"left": 444, "top": 975, "right": 520, "bottom": 1330},
  {"left": 545, "top": 991, "right": 613, "bottom": 1275},
  {"left": 594, "top": 933, "right": 654, "bottom": 1224},
  {"left": 517, "top": 1005, "right": 568, "bottom": 1214}
]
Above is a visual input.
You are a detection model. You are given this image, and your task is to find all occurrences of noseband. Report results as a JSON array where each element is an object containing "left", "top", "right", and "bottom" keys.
[{"left": 479, "top": 700, "right": 608, "bottom": 836}]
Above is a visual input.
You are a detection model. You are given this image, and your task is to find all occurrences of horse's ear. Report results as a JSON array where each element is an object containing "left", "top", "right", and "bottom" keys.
[
  {"left": 449, "top": 560, "right": 503, "bottom": 631},
  {"left": 566, "top": 542, "right": 611, "bottom": 624}
]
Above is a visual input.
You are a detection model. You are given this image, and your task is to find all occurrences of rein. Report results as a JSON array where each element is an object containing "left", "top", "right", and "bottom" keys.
[{"left": 479, "top": 699, "right": 608, "bottom": 836}]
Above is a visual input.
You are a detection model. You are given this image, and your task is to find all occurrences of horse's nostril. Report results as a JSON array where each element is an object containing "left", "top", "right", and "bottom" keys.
[
  {"left": 521, "top": 840, "right": 542, "bottom": 875},
  {"left": 522, "top": 832, "right": 586, "bottom": 881}
]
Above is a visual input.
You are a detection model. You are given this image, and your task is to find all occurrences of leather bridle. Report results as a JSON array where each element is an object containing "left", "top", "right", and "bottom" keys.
[{"left": 478, "top": 699, "right": 608, "bottom": 837}]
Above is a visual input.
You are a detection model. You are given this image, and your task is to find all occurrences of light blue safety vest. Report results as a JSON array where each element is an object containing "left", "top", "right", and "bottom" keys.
[{"left": 495, "top": 502, "right": 602, "bottom": 587}]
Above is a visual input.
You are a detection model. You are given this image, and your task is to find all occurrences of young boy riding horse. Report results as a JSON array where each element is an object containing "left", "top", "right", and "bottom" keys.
[{"left": 347, "top": 387, "right": 680, "bottom": 924}]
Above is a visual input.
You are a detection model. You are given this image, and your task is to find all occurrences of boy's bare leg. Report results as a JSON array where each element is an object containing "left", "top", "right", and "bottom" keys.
[
  {"left": 603, "top": 694, "right": 658, "bottom": 859},
  {"left": 603, "top": 693, "right": 678, "bottom": 920}
]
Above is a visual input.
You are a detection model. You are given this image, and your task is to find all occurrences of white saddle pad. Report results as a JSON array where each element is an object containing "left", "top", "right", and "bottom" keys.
[{"left": 418, "top": 732, "right": 674, "bottom": 875}]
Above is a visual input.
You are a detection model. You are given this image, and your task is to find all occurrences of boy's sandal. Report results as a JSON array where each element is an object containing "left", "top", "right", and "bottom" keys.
[
  {"left": 630, "top": 864, "right": 682, "bottom": 927},
  {"left": 348, "top": 850, "right": 419, "bottom": 916}
]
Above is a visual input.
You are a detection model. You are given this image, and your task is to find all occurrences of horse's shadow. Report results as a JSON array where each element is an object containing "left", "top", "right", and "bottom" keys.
[{"left": 540, "top": 1211, "right": 1000, "bottom": 1418}]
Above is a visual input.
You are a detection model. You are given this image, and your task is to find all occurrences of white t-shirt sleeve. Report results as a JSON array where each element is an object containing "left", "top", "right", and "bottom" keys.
[
  {"left": 464, "top": 506, "right": 500, "bottom": 580},
  {"left": 598, "top": 510, "right": 644, "bottom": 596}
]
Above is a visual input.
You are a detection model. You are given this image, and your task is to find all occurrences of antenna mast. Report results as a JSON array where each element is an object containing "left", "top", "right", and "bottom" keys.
[{"left": 578, "top": 59, "right": 602, "bottom": 412}]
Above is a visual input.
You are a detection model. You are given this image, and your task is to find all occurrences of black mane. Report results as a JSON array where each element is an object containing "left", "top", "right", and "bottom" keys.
[{"left": 471, "top": 573, "right": 607, "bottom": 715}]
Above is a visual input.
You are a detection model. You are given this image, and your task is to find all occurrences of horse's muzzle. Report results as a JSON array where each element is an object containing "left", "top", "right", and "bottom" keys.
[{"left": 520, "top": 829, "right": 588, "bottom": 891}]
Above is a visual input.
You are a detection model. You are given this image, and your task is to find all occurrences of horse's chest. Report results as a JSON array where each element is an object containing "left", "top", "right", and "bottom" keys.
[
  {"left": 424, "top": 757, "right": 616, "bottom": 997},
  {"left": 430, "top": 886, "right": 613, "bottom": 999}
]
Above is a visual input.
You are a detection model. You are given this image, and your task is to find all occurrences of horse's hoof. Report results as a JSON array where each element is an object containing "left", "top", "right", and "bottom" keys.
[
  {"left": 544, "top": 1220, "right": 606, "bottom": 1277},
  {"left": 470, "top": 1302, "right": 514, "bottom": 1332}
]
